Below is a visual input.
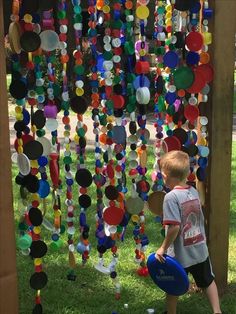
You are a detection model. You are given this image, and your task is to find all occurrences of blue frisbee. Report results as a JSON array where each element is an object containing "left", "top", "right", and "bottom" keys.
[{"left": 147, "top": 253, "right": 189, "bottom": 296}]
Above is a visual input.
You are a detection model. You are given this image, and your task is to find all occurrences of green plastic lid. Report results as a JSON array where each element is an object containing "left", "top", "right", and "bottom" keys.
[
  {"left": 74, "top": 65, "right": 85, "bottom": 75},
  {"left": 129, "top": 95, "right": 137, "bottom": 105},
  {"left": 36, "top": 129, "right": 46, "bottom": 137},
  {"left": 124, "top": 41, "right": 135, "bottom": 55},
  {"left": 63, "top": 156, "right": 72, "bottom": 165},
  {"left": 127, "top": 103, "right": 136, "bottom": 113},
  {"left": 17, "top": 234, "right": 32, "bottom": 250},
  {"left": 113, "top": 75, "right": 121, "bottom": 84},
  {"left": 173, "top": 66, "right": 194, "bottom": 90},
  {"left": 53, "top": 83, "right": 61, "bottom": 97},
  {"left": 127, "top": 73, "right": 136, "bottom": 83},
  {"left": 111, "top": 20, "right": 123, "bottom": 29},
  {"left": 74, "top": 14, "right": 82, "bottom": 23},
  {"left": 103, "top": 51, "right": 113, "bottom": 61},
  {"left": 50, "top": 239, "right": 63, "bottom": 251},
  {"left": 106, "top": 100, "right": 114, "bottom": 110}
]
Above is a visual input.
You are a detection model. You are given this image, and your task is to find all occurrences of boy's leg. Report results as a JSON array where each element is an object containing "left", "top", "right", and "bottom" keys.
[
  {"left": 166, "top": 293, "right": 178, "bottom": 314},
  {"left": 205, "top": 280, "right": 222, "bottom": 314},
  {"left": 187, "top": 258, "right": 222, "bottom": 314}
]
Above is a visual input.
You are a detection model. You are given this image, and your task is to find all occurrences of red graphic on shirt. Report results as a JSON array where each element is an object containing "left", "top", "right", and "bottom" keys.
[{"left": 181, "top": 199, "right": 204, "bottom": 246}]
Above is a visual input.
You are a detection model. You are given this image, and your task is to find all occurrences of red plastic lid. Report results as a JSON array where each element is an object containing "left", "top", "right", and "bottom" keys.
[
  {"left": 135, "top": 61, "right": 150, "bottom": 75},
  {"left": 113, "top": 47, "right": 122, "bottom": 55},
  {"left": 107, "top": 163, "right": 115, "bottom": 179},
  {"left": 163, "top": 136, "right": 181, "bottom": 152},
  {"left": 197, "top": 64, "right": 214, "bottom": 83},
  {"left": 184, "top": 104, "right": 199, "bottom": 123},
  {"left": 129, "top": 169, "right": 138, "bottom": 176},
  {"left": 14, "top": 134, "right": 34, "bottom": 151},
  {"left": 111, "top": 95, "right": 125, "bottom": 109},
  {"left": 105, "top": 86, "right": 112, "bottom": 97},
  {"left": 103, "top": 206, "right": 125, "bottom": 225},
  {"left": 187, "top": 67, "right": 206, "bottom": 94},
  {"left": 186, "top": 32, "right": 203, "bottom": 52}
]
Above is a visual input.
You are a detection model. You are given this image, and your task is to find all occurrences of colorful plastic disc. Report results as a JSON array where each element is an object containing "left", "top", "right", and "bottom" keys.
[
  {"left": 30, "top": 240, "right": 47, "bottom": 258},
  {"left": 8, "top": 22, "right": 22, "bottom": 54},
  {"left": 17, "top": 153, "right": 31, "bottom": 176},
  {"left": 24, "top": 174, "right": 39, "bottom": 193},
  {"left": 163, "top": 136, "right": 181, "bottom": 152},
  {"left": 184, "top": 105, "right": 199, "bottom": 123},
  {"left": 36, "top": 137, "right": 52, "bottom": 156},
  {"left": 75, "top": 169, "right": 93, "bottom": 188},
  {"left": 133, "top": 75, "right": 150, "bottom": 90},
  {"left": 30, "top": 272, "right": 48, "bottom": 290},
  {"left": 79, "top": 194, "right": 91, "bottom": 208},
  {"left": 186, "top": 51, "right": 200, "bottom": 65},
  {"left": 103, "top": 206, "right": 125, "bottom": 225},
  {"left": 32, "top": 110, "right": 46, "bottom": 129},
  {"left": 29, "top": 207, "right": 43, "bottom": 226},
  {"left": 135, "top": 40, "right": 149, "bottom": 52},
  {"left": 38, "top": 180, "right": 50, "bottom": 198},
  {"left": 126, "top": 196, "right": 144, "bottom": 215},
  {"left": 186, "top": 32, "right": 204, "bottom": 52},
  {"left": 112, "top": 125, "right": 126, "bottom": 147},
  {"left": 173, "top": 66, "right": 194, "bottom": 90},
  {"left": 187, "top": 68, "right": 206, "bottom": 94},
  {"left": 136, "top": 5, "right": 150, "bottom": 19},
  {"left": 71, "top": 96, "right": 88, "bottom": 114},
  {"left": 172, "top": 128, "right": 188, "bottom": 145},
  {"left": 147, "top": 191, "right": 165, "bottom": 216},
  {"left": 20, "top": 31, "right": 41, "bottom": 52},
  {"left": 111, "top": 95, "right": 125, "bottom": 109},
  {"left": 147, "top": 253, "right": 189, "bottom": 296},
  {"left": 23, "top": 140, "right": 43, "bottom": 160},
  {"left": 40, "top": 30, "right": 59, "bottom": 52},
  {"left": 197, "top": 64, "right": 214, "bottom": 83},
  {"left": 9, "top": 80, "right": 28, "bottom": 100},
  {"left": 163, "top": 51, "right": 179, "bottom": 69},
  {"left": 105, "top": 185, "right": 119, "bottom": 200}
]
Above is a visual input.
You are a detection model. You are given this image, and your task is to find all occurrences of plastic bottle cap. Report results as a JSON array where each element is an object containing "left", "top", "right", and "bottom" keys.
[
  {"left": 136, "top": 5, "right": 149, "bottom": 19},
  {"left": 136, "top": 87, "right": 150, "bottom": 105}
]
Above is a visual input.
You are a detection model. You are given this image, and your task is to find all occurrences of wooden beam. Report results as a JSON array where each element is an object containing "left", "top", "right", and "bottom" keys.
[
  {"left": 207, "top": 0, "right": 236, "bottom": 293},
  {"left": 0, "top": 0, "right": 19, "bottom": 312}
]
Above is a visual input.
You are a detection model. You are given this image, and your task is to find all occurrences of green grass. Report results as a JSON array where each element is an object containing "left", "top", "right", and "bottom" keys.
[{"left": 12, "top": 144, "right": 236, "bottom": 314}]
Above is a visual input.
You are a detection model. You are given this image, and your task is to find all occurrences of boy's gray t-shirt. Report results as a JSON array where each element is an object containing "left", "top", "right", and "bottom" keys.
[{"left": 163, "top": 186, "right": 209, "bottom": 268}]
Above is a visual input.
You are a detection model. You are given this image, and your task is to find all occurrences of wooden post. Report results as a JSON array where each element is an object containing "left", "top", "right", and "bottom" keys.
[
  {"left": 206, "top": 0, "right": 236, "bottom": 293},
  {"left": 0, "top": 0, "right": 19, "bottom": 312}
]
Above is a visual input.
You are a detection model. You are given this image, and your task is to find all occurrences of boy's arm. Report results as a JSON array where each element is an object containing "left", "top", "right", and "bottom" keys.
[{"left": 155, "top": 224, "right": 180, "bottom": 262}]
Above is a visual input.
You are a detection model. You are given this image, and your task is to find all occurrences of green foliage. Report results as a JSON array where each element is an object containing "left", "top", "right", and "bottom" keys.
[{"left": 12, "top": 145, "right": 236, "bottom": 314}]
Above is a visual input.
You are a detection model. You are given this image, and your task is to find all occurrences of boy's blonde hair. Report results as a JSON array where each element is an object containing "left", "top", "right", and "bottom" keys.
[{"left": 160, "top": 150, "right": 190, "bottom": 181}]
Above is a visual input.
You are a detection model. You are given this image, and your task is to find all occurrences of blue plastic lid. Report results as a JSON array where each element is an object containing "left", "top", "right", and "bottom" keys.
[
  {"left": 147, "top": 253, "right": 189, "bottom": 296},
  {"left": 38, "top": 179, "right": 50, "bottom": 198},
  {"left": 133, "top": 75, "right": 150, "bottom": 90},
  {"left": 163, "top": 51, "right": 179, "bottom": 69},
  {"left": 186, "top": 51, "right": 200, "bottom": 65}
]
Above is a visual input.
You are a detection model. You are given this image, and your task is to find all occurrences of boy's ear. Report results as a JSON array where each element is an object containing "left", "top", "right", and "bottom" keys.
[{"left": 162, "top": 172, "right": 167, "bottom": 180}]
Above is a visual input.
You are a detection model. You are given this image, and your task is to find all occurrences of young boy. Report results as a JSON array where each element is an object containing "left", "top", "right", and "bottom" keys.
[{"left": 155, "top": 150, "right": 223, "bottom": 314}]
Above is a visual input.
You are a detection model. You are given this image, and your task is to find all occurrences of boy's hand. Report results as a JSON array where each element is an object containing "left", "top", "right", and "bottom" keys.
[{"left": 155, "top": 247, "right": 166, "bottom": 263}]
